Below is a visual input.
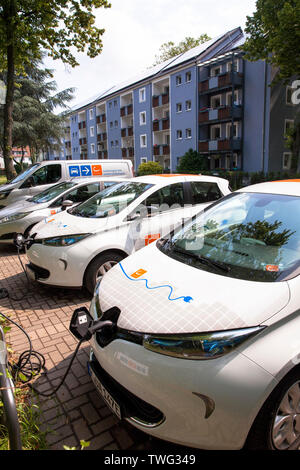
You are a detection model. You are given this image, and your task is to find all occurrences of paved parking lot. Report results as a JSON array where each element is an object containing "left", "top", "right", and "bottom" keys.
[{"left": 0, "top": 244, "right": 186, "bottom": 451}]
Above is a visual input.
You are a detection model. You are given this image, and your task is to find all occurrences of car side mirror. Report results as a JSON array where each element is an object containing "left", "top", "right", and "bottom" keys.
[{"left": 61, "top": 199, "right": 73, "bottom": 210}]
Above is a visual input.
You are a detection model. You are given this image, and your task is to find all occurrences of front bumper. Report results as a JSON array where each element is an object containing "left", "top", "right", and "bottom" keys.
[{"left": 90, "top": 335, "right": 277, "bottom": 450}]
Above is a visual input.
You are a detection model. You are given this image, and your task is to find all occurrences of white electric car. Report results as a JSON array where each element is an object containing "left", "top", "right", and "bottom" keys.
[
  {"left": 25, "top": 175, "right": 230, "bottom": 293},
  {"left": 0, "top": 177, "right": 125, "bottom": 244},
  {"left": 86, "top": 179, "right": 300, "bottom": 450}
]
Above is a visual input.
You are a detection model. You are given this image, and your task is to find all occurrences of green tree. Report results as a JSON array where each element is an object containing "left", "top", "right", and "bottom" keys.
[
  {"left": 154, "top": 34, "right": 211, "bottom": 65},
  {"left": 138, "top": 161, "right": 163, "bottom": 176},
  {"left": 0, "top": 0, "right": 111, "bottom": 180},
  {"left": 0, "top": 56, "right": 74, "bottom": 170},
  {"left": 176, "top": 149, "right": 209, "bottom": 174},
  {"left": 243, "top": 0, "right": 300, "bottom": 82}
]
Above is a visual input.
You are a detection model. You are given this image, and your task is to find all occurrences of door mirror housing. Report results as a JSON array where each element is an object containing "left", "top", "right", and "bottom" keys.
[{"left": 61, "top": 199, "right": 73, "bottom": 210}]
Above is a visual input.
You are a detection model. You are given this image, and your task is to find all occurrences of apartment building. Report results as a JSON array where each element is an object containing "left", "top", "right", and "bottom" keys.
[{"left": 49, "top": 27, "right": 300, "bottom": 174}]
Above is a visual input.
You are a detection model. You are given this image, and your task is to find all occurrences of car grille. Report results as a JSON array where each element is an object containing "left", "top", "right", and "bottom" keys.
[{"left": 26, "top": 262, "right": 50, "bottom": 280}]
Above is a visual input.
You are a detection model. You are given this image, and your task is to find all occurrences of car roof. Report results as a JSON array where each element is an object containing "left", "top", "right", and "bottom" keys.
[
  {"left": 132, "top": 174, "right": 229, "bottom": 186},
  {"left": 69, "top": 176, "right": 130, "bottom": 184},
  {"left": 237, "top": 180, "right": 300, "bottom": 197}
]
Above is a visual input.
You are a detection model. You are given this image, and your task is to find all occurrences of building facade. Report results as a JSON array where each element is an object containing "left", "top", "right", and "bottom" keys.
[{"left": 48, "top": 27, "right": 300, "bottom": 174}]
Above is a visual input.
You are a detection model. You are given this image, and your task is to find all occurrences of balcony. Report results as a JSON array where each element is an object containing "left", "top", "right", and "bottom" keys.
[
  {"left": 78, "top": 121, "right": 86, "bottom": 129},
  {"left": 199, "top": 72, "right": 243, "bottom": 94},
  {"left": 153, "top": 117, "right": 170, "bottom": 132},
  {"left": 98, "top": 150, "right": 108, "bottom": 159},
  {"left": 96, "top": 114, "right": 106, "bottom": 124},
  {"left": 65, "top": 141, "right": 71, "bottom": 149},
  {"left": 122, "top": 147, "right": 134, "bottom": 158},
  {"left": 153, "top": 144, "right": 170, "bottom": 156},
  {"left": 199, "top": 105, "right": 242, "bottom": 124},
  {"left": 121, "top": 127, "right": 134, "bottom": 138},
  {"left": 199, "top": 138, "right": 241, "bottom": 153},
  {"left": 97, "top": 132, "right": 107, "bottom": 142},
  {"left": 79, "top": 137, "right": 87, "bottom": 146},
  {"left": 152, "top": 93, "right": 169, "bottom": 108},
  {"left": 120, "top": 104, "right": 133, "bottom": 117}
]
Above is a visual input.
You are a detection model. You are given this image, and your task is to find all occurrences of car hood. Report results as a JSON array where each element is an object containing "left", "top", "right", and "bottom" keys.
[
  {"left": 0, "top": 199, "right": 46, "bottom": 218},
  {"left": 99, "top": 243, "right": 290, "bottom": 334},
  {"left": 0, "top": 182, "right": 17, "bottom": 192},
  {"left": 31, "top": 210, "right": 111, "bottom": 238}
]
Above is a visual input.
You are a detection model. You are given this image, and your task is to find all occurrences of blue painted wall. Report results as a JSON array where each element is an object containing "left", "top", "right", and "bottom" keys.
[
  {"left": 133, "top": 84, "right": 153, "bottom": 171},
  {"left": 106, "top": 97, "right": 122, "bottom": 159}
]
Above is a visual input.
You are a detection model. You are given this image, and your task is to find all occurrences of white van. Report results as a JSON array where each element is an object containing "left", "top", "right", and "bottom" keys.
[{"left": 0, "top": 159, "right": 134, "bottom": 208}]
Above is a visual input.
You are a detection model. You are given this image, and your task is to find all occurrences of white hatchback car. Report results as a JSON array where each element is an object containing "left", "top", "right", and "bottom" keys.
[
  {"left": 26, "top": 175, "right": 230, "bottom": 293},
  {"left": 0, "top": 177, "right": 124, "bottom": 244},
  {"left": 85, "top": 180, "right": 300, "bottom": 450}
]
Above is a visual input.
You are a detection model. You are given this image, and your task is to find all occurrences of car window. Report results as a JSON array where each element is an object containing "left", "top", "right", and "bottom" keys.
[
  {"left": 143, "top": 183, "right": 185, "bottom": 213},
  {"left": 29, "top": 182, "right": 76, "bottom": 204},
  {"left": 191, "top": 181, "right": 222, "bottom": 203},
  {"left": 65, "top": 183, "right": 101, "bottom": 204},
  {"left": 21, "top": 164, "right": 62, "bottom": 188}
]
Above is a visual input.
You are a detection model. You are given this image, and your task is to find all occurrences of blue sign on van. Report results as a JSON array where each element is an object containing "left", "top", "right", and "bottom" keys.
[
  {"left": 80, "top": 165, "right": 92, "bottom": 177},
  {"left": 68, "top": 166, "right": 80, "bottom": 177}
]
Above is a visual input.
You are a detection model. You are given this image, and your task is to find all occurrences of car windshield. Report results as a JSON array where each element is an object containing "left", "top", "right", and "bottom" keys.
[
  {"left": 160, "top": 192, "right": 300, "bottom": 282},
  {"left": 69, "top": 181, "right": 153, "bottom": 218},
  {"left": 8, "top": 164, "right": 40, "bottom": 184},
  {"left": 28, "top": 182, "right": 76, "bottom": 204}
]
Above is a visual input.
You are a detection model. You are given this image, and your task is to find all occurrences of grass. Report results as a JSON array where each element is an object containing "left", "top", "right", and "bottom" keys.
[{"left": 0, "top": 315, "right": 48, "bottom": 450}]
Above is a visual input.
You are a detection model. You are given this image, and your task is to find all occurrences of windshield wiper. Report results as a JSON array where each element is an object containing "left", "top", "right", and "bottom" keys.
[{"left": 172, "top": 246, "right": 230, "bottom": 273}]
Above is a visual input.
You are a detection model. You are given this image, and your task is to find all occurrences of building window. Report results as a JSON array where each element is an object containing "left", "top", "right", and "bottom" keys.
[
  {"left": 141, "top": 157, "right": 147, "bottom": 164},
  {"left": 185, "top": 100, "right": 192, "bottom": 111},
  {"left": 176, "top": 103, "right": 182, "bottom": 113},
  {"left": 211, "top": 65, "right": 222, "bottom": 77},
  {"left": 226, "top": 59, "right": 239, "bottom": 73},
  {"left": 115, "top": 140, "right": 119, "bottom": 147},
  {"left": 110, "top": 141, "right": 114, "bottom": 147},
  {"left": 211, "top": 95, "right": 222, "bottom": 108},
  {"left": 114, "top": 100, "right": 117, "bottom": 107},
  {"left": 226, "top": 122, "right": 239, "bottom": 138},
  {"left": 226, "top": 90, "right": 240, "bottom": 106},
  {"left": 109, "top": 102, "right": 112, "bottom": 109},
  {"left": 176, "top": 130, "right": 183, "bottom": 140},
  {"left": 286, "top": 86, "right": 294, "bottom": 105},
  {"left": 282, "top": 152, "right": 292, "bottom": 170},
  {"left": 284, "top": 119, "right": 294, "bottom": 134},
  {"left": 176, "top": 75, "right": 182, "bottom": 86},
  {"left": 140, "top": 111, "right": 146, "bottom": 125},
  {"left": 185, "top": 71, "right": 192, "bottom": 83},
  {"left": 139, "top": 88, "right": 146, "bottom": 103},
  {"left": 140, "top": 135, "right": 147, "bottom": 148},
  {"left": 114, "top": 120, "right": 118, "bottom": 128},
  {"left": 210, "top": 125, "right": 221, "bottom": 140},
  {"left": 110, "top": 121, "right": 113, "bottom": 128},
  {"left": 89, "top": 109, "right": 94, "bottom": 120},
  {"left": 91, "top": 143, "right": 95, "bottom": 154},
  {"left": 186, "top": 128, "right": 192, "bottom": 139},
  {"left": 90, "top": 126, "right": 94, "bottom": 137}
]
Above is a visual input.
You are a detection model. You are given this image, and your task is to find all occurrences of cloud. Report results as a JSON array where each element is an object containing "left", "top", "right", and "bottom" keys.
[{"left": 45, "top": 0, "right": 257, "bottom": 109}]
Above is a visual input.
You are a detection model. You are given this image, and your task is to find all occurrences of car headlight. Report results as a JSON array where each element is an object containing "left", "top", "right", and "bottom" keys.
[
  {"left": 0, "top": 190, "right": 12, "bottom": 200},
  {"left": 0, "top": 212, "right": 28, "bottom": 224},
  {"left": 143, "top": 326, "right": 265, "bottom": 360},
  {"left": 42, "top": 233, "right": 91, "bottom": 247}
]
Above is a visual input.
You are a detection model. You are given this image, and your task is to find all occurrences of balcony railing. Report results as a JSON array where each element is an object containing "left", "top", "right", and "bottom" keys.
[
  {"left": 199, "top": 105, "right": 242, "bottom": 124},
  {"left": 96, "top": 114, "right": 106, "bottom": 124},
  {"left": 199, "top": 72, "right": 243, "bottom": 94},
  {"left": 120, "top": 104, "right": 133, "bottom": 117},
  {"left": 121, "top": 127, "right": 134, "bottom": 138},
  {"left": 98, "top": 150, "right": 108, "bottom": 159},
  {"left": 122, "top": 147, "right": 134, "bottom": 158},
  {"left": 152, "top": 93, "right": 170, "bottom": 108},
  {"left": 79, "top": 137, "right": 87, "bottom": 146},
  {"left": 97, "top": 132, "right": 107, "bottom": 142},
  {"left": 153, "top": 144, "right": 170, "bottom": 156},
  {"left": 199, "top": 138, "right": 241, "bottom": 152},
  {"left": 153, "top": 117, "right": 170, "bottom": 132},
  {"left": 78, "top": 121, "right": 86, "bottom": 129}
]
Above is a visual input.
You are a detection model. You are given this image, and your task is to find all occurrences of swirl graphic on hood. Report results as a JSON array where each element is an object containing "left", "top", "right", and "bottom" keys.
[{"left": 119, "top": 262, "right": 193, "bottom": 303}]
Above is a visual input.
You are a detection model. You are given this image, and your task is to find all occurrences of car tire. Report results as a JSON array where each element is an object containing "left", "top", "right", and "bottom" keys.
[
  {"left": 245, "top": 366, "right": 300, "bottom": 450},
  {"left": 84, "top": 251, "right": 125, "bottom": 295}
]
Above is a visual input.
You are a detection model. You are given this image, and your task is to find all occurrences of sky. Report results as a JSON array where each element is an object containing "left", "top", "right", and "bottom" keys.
[{"left": 45, "top": 0, "right": 258, "bottom": 109}]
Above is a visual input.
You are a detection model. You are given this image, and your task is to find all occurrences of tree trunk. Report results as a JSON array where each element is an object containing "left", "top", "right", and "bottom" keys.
[{"left": 3, "top": 0, "right": 17, "bottom": 181}]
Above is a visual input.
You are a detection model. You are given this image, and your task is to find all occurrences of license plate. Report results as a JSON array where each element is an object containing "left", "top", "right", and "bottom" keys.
[
  {"left": 91, "top": 369, "right": 122, "bottom": 420},
  {"left": 26, "top": 266, "right": 36, "bottom": 281}
]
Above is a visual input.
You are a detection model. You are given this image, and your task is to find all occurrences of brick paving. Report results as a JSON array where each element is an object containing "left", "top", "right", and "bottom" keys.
[{"left": 0, "top": 244, "right": 183, "bottom": 451}]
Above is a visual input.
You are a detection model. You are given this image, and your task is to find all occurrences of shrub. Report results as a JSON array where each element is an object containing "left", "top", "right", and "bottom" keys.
[{"left": 137, "top": 161, "right": 163, "bottom": 176}]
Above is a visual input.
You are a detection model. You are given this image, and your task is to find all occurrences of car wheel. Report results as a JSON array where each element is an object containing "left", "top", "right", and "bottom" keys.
[
  {"left": 84, "top": 252, "right": 125, "bottom": 294},
  {"left": 24, "top": 223, "right": 37, "bottom": 238},
  {"left": 246, "top": 367, "right": 300, "bottom": 450}
]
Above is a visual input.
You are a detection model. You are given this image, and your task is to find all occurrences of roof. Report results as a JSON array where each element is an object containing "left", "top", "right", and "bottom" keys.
[
  {"left": 71, "top": 27, "right": 243, "bottom": 113},
  {"left": 238, "top": 181, "right": 300, "bottom": 197},
  {"left": 131, "top": 174, "right": 230, "bottom": 186}
]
